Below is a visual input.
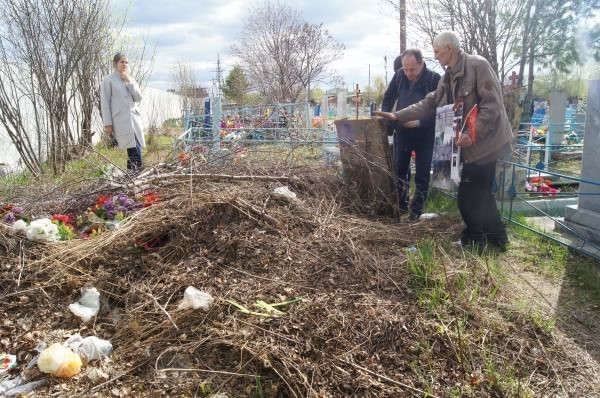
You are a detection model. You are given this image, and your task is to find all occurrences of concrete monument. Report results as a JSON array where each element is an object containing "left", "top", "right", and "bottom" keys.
[{"left": 563, "top": 80, "right": 600, "bottom": 251}]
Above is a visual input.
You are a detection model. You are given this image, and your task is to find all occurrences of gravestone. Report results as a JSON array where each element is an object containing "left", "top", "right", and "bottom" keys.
[
  {"left": 336, "top": 88, "right": 347, "bottom": 118},
  {"left": 563, "top": 80, "right": 600, "bottom": 248},
  {"left": 545, "top": 90, "right": 567, "bottom": 167}
]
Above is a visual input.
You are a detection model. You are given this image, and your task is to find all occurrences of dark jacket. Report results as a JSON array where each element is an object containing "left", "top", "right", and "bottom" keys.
[
  {"left": 382, "top": 64, "right": 440, "bottom": 150},
  {"left": 392, "top": 51, "right": 513, "bottom": 164}
]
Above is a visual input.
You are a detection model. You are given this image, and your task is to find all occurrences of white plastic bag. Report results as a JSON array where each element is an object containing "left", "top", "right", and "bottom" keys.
[
  {"left": 66, "top": 334, "right": 112, "bottom": 361},
  {"left": 419, "top": 213, "right": 439, "bottom": 220},
  {"left": 68, "top": 287, "right": 100, "bottom": 322},
  {"left": 178, "top": 286, "right": 214, "bottom": 311},
  {"left": 37, "top": 343, "right": 82, "bottom": 378},
  {"left": 78, "top": 336, "right": 113, "bottom": 361},
  {"left": 272, "top": 186, "right": 299, "bottom": 203},
  {"left": 0, "top": 377, "right": 47, "bottom": 397}
]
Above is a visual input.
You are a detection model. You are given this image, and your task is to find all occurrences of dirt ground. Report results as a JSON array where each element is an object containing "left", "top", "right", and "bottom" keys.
[
  {"left": 502, "top": 242, "right": 600, "bottom": 397},
  {"left": 1, "top": 165, "right": 600, "bottom": 397}
]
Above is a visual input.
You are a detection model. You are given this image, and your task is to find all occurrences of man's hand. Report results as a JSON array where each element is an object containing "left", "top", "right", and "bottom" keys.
[
  {"left": 104, "top": 125, "right": 113, "bottom": 135},
  {"left": 403, "top": 120, "right": 420, "bottom": 128},
  {"left": 372, "top": 111, "right": 398, "bottom": 121},
  {"left": 119, "top": 70, "right": 130, "bottom": 83},
  {"left": 457, "top": 133, "right": 473, "bottom": 148}
]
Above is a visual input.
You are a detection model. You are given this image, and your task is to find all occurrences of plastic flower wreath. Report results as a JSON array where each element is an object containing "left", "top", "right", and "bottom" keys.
[{"left": 51, "top": 214, "right": 76, "bottom": 240}]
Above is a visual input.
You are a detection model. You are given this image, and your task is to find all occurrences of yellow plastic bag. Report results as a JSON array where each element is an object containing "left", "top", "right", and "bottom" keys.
[{"left": 37, "top": 343, "right": 82, "bottom": 378}]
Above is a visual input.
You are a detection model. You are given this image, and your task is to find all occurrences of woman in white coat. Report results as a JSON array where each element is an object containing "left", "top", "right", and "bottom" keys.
[{"left": 101, "top": 53, "right": 145, "bottom": 170}]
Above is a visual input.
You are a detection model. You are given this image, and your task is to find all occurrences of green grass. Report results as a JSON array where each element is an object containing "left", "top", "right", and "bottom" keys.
[
  {"left": 504, "top": 213, "right": 569, "bottom": 278},
  {"left": 0, "top": 133, "right": 176, "bottom": 202},
  {"left": 423, "top": 189, "right": 459, "bottom": 215},
  {"left": 407, "top": 240, "right": 449, "bottom": 311}
]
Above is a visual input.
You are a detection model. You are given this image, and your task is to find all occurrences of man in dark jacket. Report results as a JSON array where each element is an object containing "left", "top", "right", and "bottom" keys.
[
  {"left": 382, "top": 49, "right": 441, "bottom": 220},
  {"left": 375, "top": 32, "right": 513, "bottom": 251}
]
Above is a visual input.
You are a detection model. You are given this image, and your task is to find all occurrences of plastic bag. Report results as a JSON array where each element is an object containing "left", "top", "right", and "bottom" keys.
[
  {"left": 0, "top": 353, "right": 17, "bottom": 375},
  {"left": 419, "top": 213, "right": 439, "bottom": 220},
  {"left": 178, "top": 286, "right": 214, "bottom": 311},
  {"left": 1, "top": 379, "right": 47, "bottom": 397},
  {"left": 37, "top": 343, "right": 82, "bottom": 378},
  {"left": 70, "top": 335, "right": 113, "bottom": 361},
  {"left": 68, "top": 287, "right": 100, "bottom": 322},
  {"left": 272, "top": 186, "right": 299, "bottom": 203}
]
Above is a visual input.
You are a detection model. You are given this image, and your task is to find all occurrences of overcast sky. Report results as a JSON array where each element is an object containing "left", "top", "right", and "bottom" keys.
[{"left": 113, "top": 0, "right": 441, "bottom": 92}]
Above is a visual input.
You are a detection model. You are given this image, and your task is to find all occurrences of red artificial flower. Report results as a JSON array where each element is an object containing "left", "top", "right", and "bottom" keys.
[
  {"left": 178, "top": 152, "right": 190, "bottom": 162},
  {"left": 530, "top": 177, "right": 543, "bottom": 184},
  {"left": 96, "top": 195, "right": 111, "bottom": 207},
  {"left": 143, "top": 192, "right": 159, "bottom": 207},
  {"left": 51, "top": 214, "right": 71, "bottom": 224}
]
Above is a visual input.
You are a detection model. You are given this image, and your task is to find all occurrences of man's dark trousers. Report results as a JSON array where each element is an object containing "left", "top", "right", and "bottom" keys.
[
  {"left": 393, "top": 132, "right": 433, "bottom": 217},
  {"left": 457, "top": 161, "right": 507, "bottom": 246}
]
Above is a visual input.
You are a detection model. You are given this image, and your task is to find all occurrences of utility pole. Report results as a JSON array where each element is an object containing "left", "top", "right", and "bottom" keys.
[
  {"left": 215, "top": 53, "right": 223, "bottom": 97},
  {"left": 399, "top": 0, "right": 406, "bottom": 53},
  {"left": 368, "top": 63, "right": 371, "bottom": 103}
]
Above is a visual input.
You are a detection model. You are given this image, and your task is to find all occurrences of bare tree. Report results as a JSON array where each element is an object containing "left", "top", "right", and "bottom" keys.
[
  {"left": 72, "top": 1, "right": 113, "bottom": 148},
  {"left": 233, "top": 1, "right": 344, "bottom": 103},
  {"left": 383, "top": 0, "right": 526, "bottom": 80},
  {"left": 170, "top": 63, "right": 205, "bottom": 114},
  {"left": 0, "top": 56, "right": 42, "bottom": 174},
  {"left": 0, "top": 0, "right": 112, "bottom": 173},
  {"left": 0, "top": 0, "right": 156, "bottom": 175}
]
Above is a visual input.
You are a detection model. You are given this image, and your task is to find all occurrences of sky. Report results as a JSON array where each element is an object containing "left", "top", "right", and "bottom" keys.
[{"left": 113, "top": 0, "right": 437, "bottom": 92}]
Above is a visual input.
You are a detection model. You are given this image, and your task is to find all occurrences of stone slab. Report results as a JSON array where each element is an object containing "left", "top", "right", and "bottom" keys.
[
  {"left": 578, "top": 80, "right": 600, "bottom": 212},
  {"left": 563, "top": 204, "right": 600, "bottom": 244}
]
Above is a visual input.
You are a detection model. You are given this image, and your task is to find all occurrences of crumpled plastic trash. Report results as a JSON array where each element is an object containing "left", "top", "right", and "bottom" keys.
[
  {"left": 66, "top": 335, "right": 113, "bottom": 361},
  {"left": 178, "top": 286, "right": 214, "bottom": 311},
  {"left": 68, "top": 287, "right": 100, "bottom": 322},
  {"left": 419, "top": 213, "right": 439, "bottom": 220},
  {"left": 272, "top": 186, "right": 299, "bottom": 203},
  {"left": 0, "top": 353, "right": 17, "bottom": 375},
  {"left": 37, "top": 343, "right": 82, "bottom": 378},
  {"left": 24, "top": 218, "right": 60, "bottom": 242},
  {"left": 405, "top": 246, "right": 418, "bottom": 254},
  {"left": 0, "top": 377, "right": 47, "bottom": 397}
]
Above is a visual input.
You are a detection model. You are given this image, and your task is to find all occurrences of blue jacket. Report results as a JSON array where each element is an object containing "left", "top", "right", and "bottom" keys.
[{"left": 382, "top": 64, "right": 440, "bottom": 149}]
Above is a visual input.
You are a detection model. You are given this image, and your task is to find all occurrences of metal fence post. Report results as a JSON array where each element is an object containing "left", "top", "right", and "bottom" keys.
[{"left": 509, "top": 163, "right": 516, "bottom": 222}]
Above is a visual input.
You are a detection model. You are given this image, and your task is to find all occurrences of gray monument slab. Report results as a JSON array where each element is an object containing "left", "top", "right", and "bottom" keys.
[
  {"left": 563, "top": 80, "right": 600, "bottom": 246},
  {"left": 548, "top": 90, "right": 567, "bottom": 145},
  {"left": 577, "top": 80, "right": 600, "bottom": 212}
]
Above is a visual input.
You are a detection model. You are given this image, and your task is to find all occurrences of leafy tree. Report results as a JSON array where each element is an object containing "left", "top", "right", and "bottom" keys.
[
  {"left": 222, "top": 65, "right": 250, "bottom": 105},
  {"left": 533, "top": 71, "right": 588, "bottom": 99},
  {"left": 516, "top": 0, "right": 600, "bottom": 115}
]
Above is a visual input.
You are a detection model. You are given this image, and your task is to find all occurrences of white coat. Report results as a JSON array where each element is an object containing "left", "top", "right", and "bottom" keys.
[{"left": 100, "top": 72, "right": 145, "bottom": 149}]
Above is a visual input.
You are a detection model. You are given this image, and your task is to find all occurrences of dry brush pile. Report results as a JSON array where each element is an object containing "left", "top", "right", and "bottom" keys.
[{"left": 0, "top": 163, "right": 596, "bottom": 397}]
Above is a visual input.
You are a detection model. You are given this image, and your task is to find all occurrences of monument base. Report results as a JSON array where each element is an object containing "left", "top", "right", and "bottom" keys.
[{"left": 562, "top": 205, "right": 600, "bottom": 245}]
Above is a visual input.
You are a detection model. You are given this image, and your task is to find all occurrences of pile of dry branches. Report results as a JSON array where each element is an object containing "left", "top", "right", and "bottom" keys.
[{"left": 0, "top": 164, "right": 592, "bottom": 397}]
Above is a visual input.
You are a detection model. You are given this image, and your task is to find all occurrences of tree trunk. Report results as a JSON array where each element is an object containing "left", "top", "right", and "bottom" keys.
[
  {"left": 524, "top": 35, "right": 536, "bottom": 121},
  {"left": 486, "top": 0, "right": 498, "bottom": 74},
  {"left": 517, "top": 0, "right": 533, "bottom": 86}
]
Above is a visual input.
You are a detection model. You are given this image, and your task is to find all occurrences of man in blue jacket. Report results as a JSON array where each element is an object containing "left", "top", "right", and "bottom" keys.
[{"left": 382, "top": 49, "right": 441, "bottom": 221}]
